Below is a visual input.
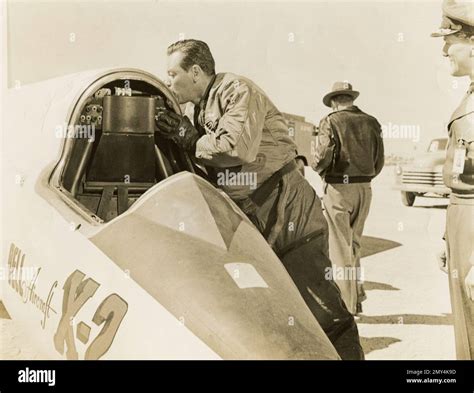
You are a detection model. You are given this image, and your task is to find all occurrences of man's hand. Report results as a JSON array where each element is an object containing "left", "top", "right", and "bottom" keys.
[
  {"left": 465, "top": 266, "right": 474, "bottom": 301},
  {"left": 155, "top": 109, "right": 200, "bottom": 152},
  {"left": 437, "top": 250, "right": 448, "bottom": 274}
]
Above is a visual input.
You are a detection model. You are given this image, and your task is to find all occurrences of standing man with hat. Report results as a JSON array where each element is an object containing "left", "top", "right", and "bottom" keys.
[
  {"left": 432, "top": 0, "right": 474, "bottom": 360},
  {"left": 155, "top": 39, "right": 364, "bottom": 359},
  {"left": 311, "top": 82, "right": 384, "bottom": 315}
]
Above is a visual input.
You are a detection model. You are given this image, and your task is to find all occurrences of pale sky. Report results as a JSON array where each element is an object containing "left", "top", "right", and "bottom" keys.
[{"left": 6, "top": 0, "right": 471, "bottom": 156}]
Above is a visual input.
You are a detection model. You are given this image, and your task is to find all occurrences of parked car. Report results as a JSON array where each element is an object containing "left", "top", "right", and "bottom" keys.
[{"left": 394, "top": 138, "right": 450, "bottom": 206}]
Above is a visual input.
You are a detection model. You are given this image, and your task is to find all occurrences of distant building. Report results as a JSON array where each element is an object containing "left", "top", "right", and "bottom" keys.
[{"left": 281, "top": 112, "right": 318, "bottom": 166}]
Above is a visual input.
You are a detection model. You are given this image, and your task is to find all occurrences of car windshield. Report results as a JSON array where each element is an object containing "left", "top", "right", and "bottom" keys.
[{"left": 427, "top": 138, "right": 448, "bottom": 152}]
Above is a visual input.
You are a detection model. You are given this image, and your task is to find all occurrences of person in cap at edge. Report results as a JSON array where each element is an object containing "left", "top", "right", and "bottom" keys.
[
  {"left": 432, "top": 0, "right": 474, "bottom": 360},
  {"left": 155, "top": 39, "right": 364, "bottom": 360},
  {"left": 311, "top": 82, "right": 384, "bottom": 316}
]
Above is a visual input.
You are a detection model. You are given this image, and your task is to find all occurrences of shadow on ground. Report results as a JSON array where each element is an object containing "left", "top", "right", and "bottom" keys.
[
  {"left": 414, "top": 204, "right": 448, "bottom": 210},
  {"left": 360, "top": 336, "right": 401, "bottom": 355},
  {"left": 364, "top": 281, "right": 400, "bottom": 291},
  {"left": 361, "top": 236, "right": 402, "bottom": 258},
  {"left": 0, "top": 301, "right": 11, "bottom": 319},
  {"left": 357, "top": 313, "right": 453, "bottom": 325}
]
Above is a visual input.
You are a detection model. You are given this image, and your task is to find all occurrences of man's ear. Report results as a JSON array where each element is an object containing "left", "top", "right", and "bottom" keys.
[{"left": 191, "top": 65, "right": 202, "bottom": 81}]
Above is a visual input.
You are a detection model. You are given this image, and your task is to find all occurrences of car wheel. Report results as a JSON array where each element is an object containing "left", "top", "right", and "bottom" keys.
[{"left": 401, "top": 191, "right": 416, "bottom": 206}]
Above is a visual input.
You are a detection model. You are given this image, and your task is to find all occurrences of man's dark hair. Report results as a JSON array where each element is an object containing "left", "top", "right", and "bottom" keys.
[{"left": 167, "top": 39, "right": 216, "bottom": 76}]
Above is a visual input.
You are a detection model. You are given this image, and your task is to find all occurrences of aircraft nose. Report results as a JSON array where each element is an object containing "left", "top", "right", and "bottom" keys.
[{"left": 91, "top": 174, "right": 341, "bottom": 360}]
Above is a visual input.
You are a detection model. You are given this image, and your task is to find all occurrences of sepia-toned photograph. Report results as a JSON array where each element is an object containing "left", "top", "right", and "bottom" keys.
[{"left": 0, "top": 0, "right": 473, "bottom": 388}]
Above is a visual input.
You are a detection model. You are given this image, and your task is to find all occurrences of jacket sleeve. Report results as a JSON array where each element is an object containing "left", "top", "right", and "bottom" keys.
[
  {"left": 195, "top": 80, "right": 265, "bottom": 168},
  {"left": 311, "top": 116, "right": 336, "bottom": 175},
  {"left": 373, "top": 120, "right": 385, "bottom": 177}
]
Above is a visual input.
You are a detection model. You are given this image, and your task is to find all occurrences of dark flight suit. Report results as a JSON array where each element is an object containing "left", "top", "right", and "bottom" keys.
[{"left": 193, "top": 73, "right": 364, "bottom": 359}]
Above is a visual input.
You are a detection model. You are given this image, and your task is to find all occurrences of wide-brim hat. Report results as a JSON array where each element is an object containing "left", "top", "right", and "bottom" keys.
[{"left": 323, "top": 81, "right": 359, "bottom": 107}]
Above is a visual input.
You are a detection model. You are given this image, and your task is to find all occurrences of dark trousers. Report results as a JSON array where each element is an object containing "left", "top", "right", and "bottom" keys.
[{"left": 238, "top": 166, "right": 364, "bottom": 360}]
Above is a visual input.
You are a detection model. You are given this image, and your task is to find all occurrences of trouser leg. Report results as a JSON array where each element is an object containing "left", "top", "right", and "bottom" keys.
[
  {"left": 323, "top": 183, "right": 357, "bottom": 314},
  {"left": 280, "top": 234, "right": 364, "bottom": 360},
  {"left": 350, "top": 184, "right": 372, "bottom": 305},
  {"left": 446, "top": 204, "right": 474, "bottom": 360},
  {"left": 246, "top": 170, "right": 364, "bottom": 359}
]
